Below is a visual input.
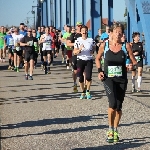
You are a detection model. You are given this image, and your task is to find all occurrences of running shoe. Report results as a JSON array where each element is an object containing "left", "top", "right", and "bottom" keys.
[
  {"left": 28, "top": 76, "right": 33, "bottom": 80},
  {"left": 25, "top": 75, "right": 28, "bottom": 80},
  {"left": 41, "top": 64, "right": 44, "bottom": 70},
  {"left": 86, "top": 91, "right": 92, "bottom": 99},
  {"left": 62, "top": 58, "right": 64, "bottom": 63},
  {"left": 16, "top": 67, "right": 19, "bottom": 72},
  {"left": 8, "top": 66, "right": 11, "bottom": 70},
  {"left": 80, "top": 93, "right": 86, "bottom": 99},
  {"left": 132, "top": 85, "right": 135, "bottom": 93},
  {"left": 73, "top": 84, "right": 78, "bottom": 92},
  {"left": 11, "top": 66, "right": 14, "bottom": 70},
  {"left": 14, "top": 67, "right": 17, "bottom": 71},
  {"left": 106, "top": 130, "right": 114, "bottom": 143},
  {"left": 137, "top": 88, "right": 141, "bottom": 93},
  {"left": 113, "top": 131, "right": 119, "bottom": 142},
  {"left": 47, "top": 71, "right": 51, "bottom": 74}
]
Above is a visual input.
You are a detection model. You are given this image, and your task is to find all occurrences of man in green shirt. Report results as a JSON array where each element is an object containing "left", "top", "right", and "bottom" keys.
[
  {"left": 62, "top": 25, "right": 72, "bottom": 69},
  {"left": 0, "top": 26, "right": 5, "bottom": 62}
]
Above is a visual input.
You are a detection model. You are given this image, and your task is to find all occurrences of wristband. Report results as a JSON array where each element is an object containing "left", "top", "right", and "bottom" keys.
[{"left": 98, "top": 68, "right": 103, "bottom": 73}]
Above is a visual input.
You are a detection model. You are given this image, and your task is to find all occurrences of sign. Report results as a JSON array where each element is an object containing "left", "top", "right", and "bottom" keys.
[{"left": 142, "top": 1, "right": 150, "bottom": 14}]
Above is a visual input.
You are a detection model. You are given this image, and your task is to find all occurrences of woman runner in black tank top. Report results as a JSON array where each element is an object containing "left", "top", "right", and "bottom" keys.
[
  {"left": 95, "top": 23, "right": 137, "bottom": 143},
  {"left": 131, "top": 32, "right": 144, "bottom": 92}
]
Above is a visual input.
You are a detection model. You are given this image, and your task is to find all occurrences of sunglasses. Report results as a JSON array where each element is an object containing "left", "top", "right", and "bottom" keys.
[{"left": 28, "top": 31, "right": 32, "bottom": 32}]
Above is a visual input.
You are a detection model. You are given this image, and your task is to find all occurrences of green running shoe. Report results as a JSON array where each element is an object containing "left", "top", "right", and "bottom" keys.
[
  {"left": 16, "top": 67, "right": 19, "bottom": 72},
  {"left": 114, "top": 131, "right": 119, "bottom": 142},
  {"left": 106, "top": 130, "right": 114, "bottom": 143},
  {"left": 80, "top": 93, "right": 86, "bottom": 99}
]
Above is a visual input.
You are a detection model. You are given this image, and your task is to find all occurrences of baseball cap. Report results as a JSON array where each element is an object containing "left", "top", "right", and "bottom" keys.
[{"left": 76, "top": 22, "right": 82, "bottom": 26}]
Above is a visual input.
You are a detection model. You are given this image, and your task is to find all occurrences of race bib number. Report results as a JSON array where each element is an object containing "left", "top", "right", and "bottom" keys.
[
  {"left": 135, "top": 56, "right": 141, "bottom": 62},
  {"left": 108, "top": 66, "right": 122, "bottom": 77},
  {"left": 28, "top": 41, "right": 33, "bottom": 46},
  {"left": 45, "top": 42, "right": 51, "bottom": 49},
  {"left": 16, "top": 47, "right": 20, "bottom": 51}
]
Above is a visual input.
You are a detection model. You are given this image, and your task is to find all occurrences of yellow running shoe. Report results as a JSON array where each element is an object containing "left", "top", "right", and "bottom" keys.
[{"left": 73, "top": 84, "right": 78, "bottom": 92}]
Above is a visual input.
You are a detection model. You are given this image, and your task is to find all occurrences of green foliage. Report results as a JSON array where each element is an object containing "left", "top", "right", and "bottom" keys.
[{"left": 124, "top": 7, "right": 127, "bottom": 17}]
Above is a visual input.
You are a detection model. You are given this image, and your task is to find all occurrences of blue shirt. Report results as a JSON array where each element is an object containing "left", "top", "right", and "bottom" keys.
[
  {"left": 88, "top": 30, "right": 92, "bottom": 38},
  {"left": 4, "top": 34, "right": 14, "bottom": 46},
  {"left": 36, "top": 31, "right": 41, "bottom": 39},
  {"left": 100, "top": 32, "right": 109, "bottom": 40},
  {"left": 19, "top": 30, "right": 27, "bottom": 36}
]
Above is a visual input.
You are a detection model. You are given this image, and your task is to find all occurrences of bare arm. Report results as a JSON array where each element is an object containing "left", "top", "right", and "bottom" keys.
[
  {"left": 95, "top": 42, "right": 105, "bottom": 69},
  {"left": 20, "top": 42, "right": 28, "bottom": 47},
  {"left": 73, "top": 47, "right": 82, "bottom": 55},
  {"left": 66, "top": 40, "right": 74, "bottom": 47}
]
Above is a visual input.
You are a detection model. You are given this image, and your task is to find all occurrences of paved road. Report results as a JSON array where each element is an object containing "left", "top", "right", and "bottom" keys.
[{"left": 0, "top": 56, "right": 150, "bottom": 150}]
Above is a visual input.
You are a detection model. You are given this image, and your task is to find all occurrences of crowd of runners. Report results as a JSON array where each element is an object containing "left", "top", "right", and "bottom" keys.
[{"left": 0, "top": 21, "right": 145, "bottom": 143}]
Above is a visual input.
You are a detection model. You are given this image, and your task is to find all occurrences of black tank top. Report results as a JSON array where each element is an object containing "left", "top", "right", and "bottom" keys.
[
  {"left": 132, "top": 42, "right": 143, "bottom": 58},
  {"left": 104, "top": 48, "right": 127, "bottom": 83}
]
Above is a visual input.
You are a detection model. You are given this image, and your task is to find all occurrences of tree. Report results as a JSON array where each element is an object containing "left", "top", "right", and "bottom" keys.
[{"left": 124, "top": 7, "right": 127, "bottom": 17}]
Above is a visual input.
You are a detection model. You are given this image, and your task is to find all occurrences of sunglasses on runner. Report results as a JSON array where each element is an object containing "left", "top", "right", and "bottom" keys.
[{"left": 28, "top": 31, "right": 32, "bottom": 32}]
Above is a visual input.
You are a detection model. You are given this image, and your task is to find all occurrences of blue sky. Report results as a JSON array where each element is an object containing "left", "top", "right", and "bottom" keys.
[{"left": 0, "top": 0, "right": 126, "bottom": 27}]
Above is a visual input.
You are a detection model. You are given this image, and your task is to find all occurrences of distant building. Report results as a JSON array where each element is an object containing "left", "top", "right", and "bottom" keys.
[{"left": 86, "top": 18, "right": 115, "bottom": 29}]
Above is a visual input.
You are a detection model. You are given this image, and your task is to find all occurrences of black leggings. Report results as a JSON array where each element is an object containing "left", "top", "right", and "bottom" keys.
[
  {"left": 103, "top": 78, "right": 127, "bottom": 111},
  {"left": 77, "top": 59, "right": 93, "bottom": 83}
]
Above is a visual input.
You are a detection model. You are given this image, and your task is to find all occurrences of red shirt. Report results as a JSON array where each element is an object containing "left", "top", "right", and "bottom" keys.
[{"left": 49, "top": 32, "right": 56, "bottom": 48}]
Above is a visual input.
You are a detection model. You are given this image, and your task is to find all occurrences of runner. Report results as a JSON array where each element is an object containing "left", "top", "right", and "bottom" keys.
[
  {"left": 19, "top": 23, "right": 27, "bottom": 68},
  {"left": 49, "top": 26, "right": 56, "bottom": 65},
  {"left": 67, "top": 22, "right": 82, "bottom": 92},
  {"left": 62, "top": 25, "right": 72, "bottom": 69},
  {"left": 4, "top": 29, "right": 14, "bottom": 70},
  {"left": 59, "top": 25, "right": 67, "bottom": 63},
  {"left": 131, "top": 32, "right": 144, "bottom": 92},
  {"left": 74, "top": 25, "right": 95, "bottom": 99},
  {"left": 95, "top": 29, "right": 102, "bottom": 54},
  {"left": 100, "top": 25, "right": 110, "bottom": 42},
  {"left": 32, "top": 29, "right": 39, "bottom": 68},
  {"left": 0, "top": 26, "right": 6, "bottom": 62},
  {"left": 96, "top": 23, "right": 137, "bottom": 143},
  {"left": 39, "top": 26, "right": 45, "bottom": 69},
  {"left": 13, "top": 28, "right": 24, "bottom": 72},
  {"left": 20, "top": 28, "right": 38, "bottom": 80},
  {"left": 39, "top": 27, "right": 53, "bottom": 74}
]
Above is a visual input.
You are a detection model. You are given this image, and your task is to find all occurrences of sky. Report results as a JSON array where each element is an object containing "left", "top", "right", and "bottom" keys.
[{"left": 0, "top": 0, "right": 126, "bottom": 27}]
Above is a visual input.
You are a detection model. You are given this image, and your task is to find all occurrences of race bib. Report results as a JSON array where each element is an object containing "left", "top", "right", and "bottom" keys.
[
  {"left": 16, "top": 47, "right": 20, "bottom": 51},
  {"left": 135, "top": 56, "right": 141, "bottom": 62},
  {"left": 28, "top": 41, "right": 33, "bottom": 46},
  {"left": 108, "top": 66, "right": 122, "bottom": 77},
  {"left": 45, "top": 42, "right": 51, "bottom": 49},
  {"left": 9, "top": 38, "right": 14, "bottom": 46}
]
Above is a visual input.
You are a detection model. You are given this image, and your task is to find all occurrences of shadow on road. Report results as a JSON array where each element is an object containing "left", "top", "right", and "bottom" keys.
[
  {"left": 72, "top": 137, "right": 150, "bottom": 150},
  {"left": 0, "top": 90, "right": 105, "bottom": 105}
]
